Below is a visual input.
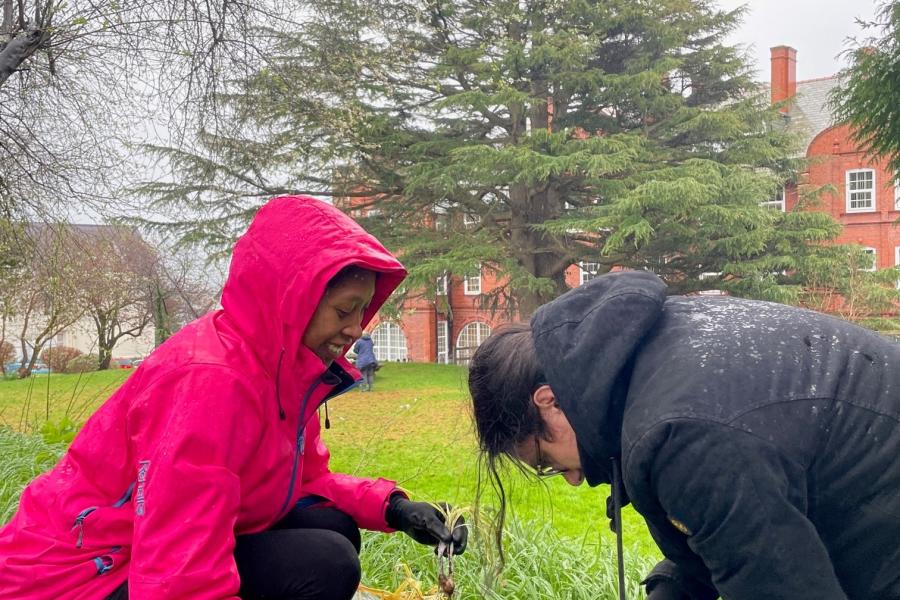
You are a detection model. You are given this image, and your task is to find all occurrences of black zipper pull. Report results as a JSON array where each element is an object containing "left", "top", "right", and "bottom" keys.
[{"left": 73, "top": 507, "right": 97, "bottom": 549}]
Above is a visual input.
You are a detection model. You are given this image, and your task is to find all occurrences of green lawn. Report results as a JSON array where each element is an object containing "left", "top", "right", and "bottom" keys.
[
  {"left": 0, "top": 363, "right": 661, "bottom": 598},
  {"left": 0, "top": 368, "right": 131, "bottom": 433}
]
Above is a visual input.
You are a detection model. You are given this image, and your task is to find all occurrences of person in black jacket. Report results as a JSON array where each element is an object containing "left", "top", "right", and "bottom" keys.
[{"left": 468, "top": 270, "right": 900, "bottom": 600}]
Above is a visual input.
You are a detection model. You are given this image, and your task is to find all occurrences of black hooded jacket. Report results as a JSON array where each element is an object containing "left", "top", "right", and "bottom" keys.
[{"left": 531, "top": 270, "right": 900, "bottom": 600}]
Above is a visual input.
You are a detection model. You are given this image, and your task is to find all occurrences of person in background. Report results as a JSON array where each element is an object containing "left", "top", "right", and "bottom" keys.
[
  {"left": 354, "top": 332, "right": 378, "bottom": 391},
  {"left": 468, "top": 269, "right": 900, "bottom": 600},
  {"left": 0, "top": 196, "right": 466, "bottom": 600}
]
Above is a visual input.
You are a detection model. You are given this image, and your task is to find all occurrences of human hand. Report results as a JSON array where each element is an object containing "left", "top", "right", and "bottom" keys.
[{"left": 385, "top": 494, "right": 467, "bottom": 554}]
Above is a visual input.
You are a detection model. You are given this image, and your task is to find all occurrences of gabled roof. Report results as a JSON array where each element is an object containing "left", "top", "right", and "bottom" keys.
[
  {"left": 758, "top": 73, "right": 841, "bottom": 155},
  {"left": 788, "top": 76, "right": 840, "bottom": 152}
]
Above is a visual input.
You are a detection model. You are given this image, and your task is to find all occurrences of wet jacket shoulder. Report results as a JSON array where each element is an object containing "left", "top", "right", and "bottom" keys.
[
  {"left": 531, "top": 270, "right": 900, "bottom": 600},
  {"left": 621, "top": 293, "right": 900, "bottom": 600}
]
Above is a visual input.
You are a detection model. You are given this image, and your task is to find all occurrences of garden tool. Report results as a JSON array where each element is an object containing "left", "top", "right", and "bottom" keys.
[{"left": 610, "top": 456, "right": 627, "bottom": 600}]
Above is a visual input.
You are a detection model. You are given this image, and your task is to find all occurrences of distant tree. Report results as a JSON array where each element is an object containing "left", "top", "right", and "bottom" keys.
[
  {"left": 140, "top": 0, "right": 863, "bottom": 317},
  {"left": 832, "top": 1, "right": 900, "bottom": 178},
  {"left": 798, "top": 243, "right": 900, "bottom": 323},
  {"left": 14, "top": 225, "right": 85, "bottom": 377},
  {"left": 149, "top": 244, "right": 223, "bottom": 346},
  {"left": 0, "top": 0, "right": 290, "bottom": 220},
  {"left": 72, "top": 226, "right": 157, "bottom": 369},
  {"left": 0, "top": 220, "right": 28, "bottom": 370},
  {"left": 155, "top": 248, "right": 225, "bottom": 345}
]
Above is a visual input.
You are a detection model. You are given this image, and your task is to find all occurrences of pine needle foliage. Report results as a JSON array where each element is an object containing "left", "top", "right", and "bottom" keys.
[
  {"left": 831, "top": 1, "right": 900, "bottom": 178},
  {"left": 135, "top": 0, "right": 892, "bottom": 316}
]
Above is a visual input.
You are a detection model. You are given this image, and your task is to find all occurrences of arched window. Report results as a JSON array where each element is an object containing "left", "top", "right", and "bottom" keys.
[
  {"left": 372, "top": 322, "right": 408, "bottom": 362},
  {"left": 455, "top": 321, "right": 492, "bottom": 364}
]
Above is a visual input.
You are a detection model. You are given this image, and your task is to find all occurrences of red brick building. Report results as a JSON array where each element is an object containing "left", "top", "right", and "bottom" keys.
[
  {"left": 772, "top": 46, "right": 899, "bottom": 268},
  {"left": 352, "top": 45, "right": 898, "bottom": 364},
  {"left": 356, "top": 242, "right": 592, "bottom": 365}
]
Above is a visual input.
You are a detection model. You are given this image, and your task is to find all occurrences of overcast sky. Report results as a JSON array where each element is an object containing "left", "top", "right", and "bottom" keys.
[{"left": 716, "top": 0, "right": 883, "bottom": 82}]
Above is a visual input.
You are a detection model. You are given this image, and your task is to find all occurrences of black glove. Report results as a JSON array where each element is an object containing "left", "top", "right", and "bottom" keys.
[
  {"left": 645, "top": 577, "right": 689, "bottom": 600},
  {"left": 385, "top": 493, "right": 467, "bottom": 554}
]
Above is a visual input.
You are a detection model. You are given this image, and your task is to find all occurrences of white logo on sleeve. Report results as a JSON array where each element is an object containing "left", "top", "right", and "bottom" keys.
[{"left": 135, "top": 460, "right": 151, "bottom": 516}]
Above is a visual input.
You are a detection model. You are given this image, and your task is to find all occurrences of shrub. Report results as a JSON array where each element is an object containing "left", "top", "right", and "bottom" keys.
[
  {"left": 0, "top": 341, "right": 14, "bottom": 371},
  {"left": 65, "top": 354, "right": 100, "bottom": 374},
  {"left": 40, "top": 346, "right": 83, "bottom": 373}
]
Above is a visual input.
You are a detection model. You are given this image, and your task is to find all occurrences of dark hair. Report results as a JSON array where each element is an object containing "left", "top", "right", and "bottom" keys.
[
  {"left": 468, "top": 322, "right": 545, "bottom": 563},
  {"left": 327, "top": 265, "right": 377, "bottom": 289}
]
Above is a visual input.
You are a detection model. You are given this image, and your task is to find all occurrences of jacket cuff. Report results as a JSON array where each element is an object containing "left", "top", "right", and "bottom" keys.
[
  {"left": 383, "top": 488, "right": 409, "bottom": 532},
  {"left": 642, "top": 559, "right": 719, "bottom": 600}
]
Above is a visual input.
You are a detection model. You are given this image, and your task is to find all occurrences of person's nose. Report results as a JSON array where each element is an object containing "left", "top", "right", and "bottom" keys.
[
  {"left": 343, "top": 320, "right": 364, "bottom": 341},
  {"left": 563, "top": 470, "right": 584, "bottom": 487}
]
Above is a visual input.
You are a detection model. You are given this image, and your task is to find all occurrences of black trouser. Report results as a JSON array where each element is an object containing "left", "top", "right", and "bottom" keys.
[
  {"left": 360, "top": 365, "right": 376, "bottom": 390},
  {"left": 106, "top": 502, "right": 362, "bottom": 600}
]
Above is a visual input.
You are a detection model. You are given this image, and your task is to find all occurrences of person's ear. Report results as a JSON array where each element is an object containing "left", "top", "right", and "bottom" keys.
[{"left": 531, "top": 384, "right": 556, "bottom": 409}]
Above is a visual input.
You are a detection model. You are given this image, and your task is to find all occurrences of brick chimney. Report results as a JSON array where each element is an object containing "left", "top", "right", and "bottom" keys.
[{"left": 770, "top": 46, "right": 797, "bottom": 112}]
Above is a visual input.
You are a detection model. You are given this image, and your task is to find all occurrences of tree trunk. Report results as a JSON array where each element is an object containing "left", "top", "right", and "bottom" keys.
[
  {"left": 152, "top": 281, "right": 172, "bottom": 346},
  {"left": 99, "top": 348, "right": 113, "bottom": 370},
  {"left": 0, "top": 27, "right": 48, "bottom": 86},
  {"left": 96, "top": 312, "right": 113, "bottom": 369}
]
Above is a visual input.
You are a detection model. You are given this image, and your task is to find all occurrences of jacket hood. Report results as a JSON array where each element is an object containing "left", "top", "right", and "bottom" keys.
[
  {"left": 219, "top": 196, "right": 407, "bottom": 381},
  {"left": 530, "top": 270, "right": 666, "bottom": 486}
]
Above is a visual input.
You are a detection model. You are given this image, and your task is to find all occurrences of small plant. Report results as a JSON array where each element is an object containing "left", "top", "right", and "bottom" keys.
[
  {"left": 39, "top": 417, "right": 80, "bottom": 445},
  {"left": 65, "top": 354, "right": 100, "bottom": 374},
  {"left": 40, "top": 346, "right": 83, "bottom": 373},
  {"left": 359, "top": 504, "right": 469, "bottom": 600}
]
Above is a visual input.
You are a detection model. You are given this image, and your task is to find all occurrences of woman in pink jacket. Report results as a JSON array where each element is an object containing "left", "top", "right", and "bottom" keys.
[{"left": 0, "top": 196, "right": 466, "bottom": 600}]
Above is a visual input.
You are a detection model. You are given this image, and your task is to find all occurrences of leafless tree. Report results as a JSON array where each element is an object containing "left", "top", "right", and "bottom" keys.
[
  {"left": 150, "top": 244, "right": 223, "bottom": 345},
  {"left": 0, "top": 221, "right": 28, "bottom": 373},
  {"left": 0, "top": 0, "right": 298, "bottom": 221},
  {"left": 13, "top": 224, "right": 85, "bottom": 377},
  {"left": 71, "top": 225, "right": 158, "bottom": 369}
]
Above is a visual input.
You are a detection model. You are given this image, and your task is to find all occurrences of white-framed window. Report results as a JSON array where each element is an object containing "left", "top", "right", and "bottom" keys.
[
  {"left": 464, "top": 265, "right": 482, "bottom": 295},
  {"left": 372, "top": 322, "right": 408, "bottom": 362},
  {"left": 433, "top": 213, "right": 449, "bottom": 231},
  {"left": 760, "top": 186, "right": 786, "bottom": 211},
  {"left": 456, "top": 322, "right": 492, "bottom": 353},
  {"left": 862, "top": 247, "right": 877, "bottom": 272},
  {"left": 895, "top": 246, "right": 900, "bottom": 289},
  {"left": 437, "top": 321, "right": 449, "bottom": 364},
  {"left": 436, "top": 274, "right": 448, "bottom": 295},
  {"left": 579, "top": 261, "right": 600, "bottom": 285},
  {"left": 894, "top": 174, "right": 900, "bottom": 210},
  {"left": 846, "top": 169, "right": 876, "bottom": 212}
]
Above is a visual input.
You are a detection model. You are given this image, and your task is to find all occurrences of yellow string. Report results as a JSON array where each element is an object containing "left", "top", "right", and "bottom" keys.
[{"left": 357, "top": 564, "right": 448, "bottom": 600}]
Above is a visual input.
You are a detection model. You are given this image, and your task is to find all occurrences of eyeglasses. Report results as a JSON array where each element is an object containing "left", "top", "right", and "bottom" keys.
[{"left": 534, "top": 435, "right": 565, "bottom": 478}]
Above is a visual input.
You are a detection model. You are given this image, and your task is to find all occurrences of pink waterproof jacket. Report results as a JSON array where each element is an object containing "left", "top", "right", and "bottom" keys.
[{"left": 0, "top": 196, "right": 408, "bottom": 599}]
